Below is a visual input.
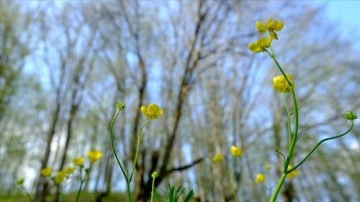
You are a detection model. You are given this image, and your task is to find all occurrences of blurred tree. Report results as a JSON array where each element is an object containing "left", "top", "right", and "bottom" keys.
[
  {"left": 0, "top": 1, "right": 38, "bottom": 196},
  {"left": 1, "top": 1, "right": 359, "bottom": 202}
]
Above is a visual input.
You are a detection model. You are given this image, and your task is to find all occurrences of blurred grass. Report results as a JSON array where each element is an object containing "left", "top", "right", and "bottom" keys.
[{"left": 0, "top": 192, "right": 128, "bottom": 202}]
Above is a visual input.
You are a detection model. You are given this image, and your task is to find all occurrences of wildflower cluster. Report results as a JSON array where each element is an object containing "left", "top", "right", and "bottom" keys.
[
  {"left": 248, "top": 18, "right": 356, "bottom": 202},
  {"left": 110, "top": 102, "right": 164, "bottom": 202},
  {"left": 248, "top": 19, "right": 284, "bottom": 53},
  {"left": 39, "top": 150, "right": 102, "bottom": 186},
  {"left": 40, "top": 166, "right": 74, "bottom": 186}
]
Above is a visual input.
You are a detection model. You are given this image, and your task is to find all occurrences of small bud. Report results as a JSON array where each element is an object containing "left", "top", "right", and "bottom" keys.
[
  {"left": 344, "top": 111, "right": 358, "bottom": 121},
  {"left": 151, "top": 171, "right": 159, "bottom": 178},
  {"left": 116, "top": 101, "right": 126, "bottom": 111},
  {"left": 16, "top": 178, "right": 25, "bottom": 185}
]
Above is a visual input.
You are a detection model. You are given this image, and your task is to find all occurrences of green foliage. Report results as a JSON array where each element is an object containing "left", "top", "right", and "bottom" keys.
[
  {"left": 154, "top": 184, "right": 194, "bottom": 202},
  {"left": 0, "top": 192, "right": 128, "bottom": 202}
]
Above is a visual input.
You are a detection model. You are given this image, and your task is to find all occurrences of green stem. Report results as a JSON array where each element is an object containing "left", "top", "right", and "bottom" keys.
[
  {"left": 110, "top": 109, "right": 133, "bottom": 202},
  {"left": 75, "top": 167, "right": 88, "bottom": 202},
  {"left": 110, "top": 110, "right": 129, "bottom": 179},
  {"left": 289, "top": 121, "right": 354, "bottom": 172},
  {"left": 282, "top": 94, "right": 292, "bottom": 152},
  {"left": 266, "top": 49, "right": 299, "bottom": 201},
  {"left": 75, "top": 179, "right": 84, "bottom": 202},
  {"left": 267, "top": 49, "right": 299, "bottom": 165},
  {"left": 21, "top": 186, "right": 34, "bottom": 202},
  {"left": 129, "top": 120, "right": 151, "bottom": 181},
  {"left": 269, "top": 173, "right": 287, "bottom": 202},
  {"left": 150, "top": 175, "right": 156, "bottom": 202},
  {"left": 58, "top": 185, "right": 62, "bottom": 202},
  {"left": 283, "top": 87, "right": 299, "bottom": 169}
]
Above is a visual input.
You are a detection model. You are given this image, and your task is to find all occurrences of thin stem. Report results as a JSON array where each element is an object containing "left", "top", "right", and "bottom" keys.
[
  {"left": 150, "top": 175, "right": 156, "bottom": 202},
  {"left": 21, "top": 186, "right": 34, "bottom": 202},
  {"left": 282, "top": 94, "right": 292, "bottom": 152},
  {"left": 126, "top": 182, "right": 132, "bottom": 202},
  {"left": 110, "top": 109, "right": 132, "bottom": 202},
  {"left": 58, "top": 185, "right": 62, "bottom": 202},
  {"left": 289, "top": 121, "right": 354, "bottom": 172},
  {"left": 267, "top": 49, "right": 299, "bottom": 168},
  {"left": 284, "top": 87, "right": 299, "bottom": 169},
  {"left": 75, "top": 167, "right": 87, "bottom": 202},
  {"left": 129, "top": 120, "right": 151, "bottom": 181},
  {"left": 270, "top": 173, "right": 287, "bottom": 202},
  {"left": 110, "top": 110, "right": 129, "bottom": 179},
  {"left": 75, "top": 179, "right": 84, "bottom": 202},
  {"left": 266, "top": 49, "right": 300, "bottom": 201}
]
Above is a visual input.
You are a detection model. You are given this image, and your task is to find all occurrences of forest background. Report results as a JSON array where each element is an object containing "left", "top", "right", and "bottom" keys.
[{"left": 1, "top": 0, "right": 359, "bottom": 201}]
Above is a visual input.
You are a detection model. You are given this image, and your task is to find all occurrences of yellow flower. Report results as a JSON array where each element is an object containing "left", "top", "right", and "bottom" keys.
[
  {"left": 141, "top": 103, "right": 163, "bottom": 120},
  {"left": 64, "top": 166, "right": 76, "bottom": 175},
  {"left": 72, "top": 157, "right": 85, "bottom": 167},
  {"left": 266, "top": 19, "right": 284, "bottom": 32},
  {"left": 248, "top": 37, "right": 272, "bottom": 53},
  {"left": 230, "top": 146, "right": 243, "bottom": 157},
  {"left": 272, "top": 73, "right": 295, "bottom": 93},
  {"left": 87, "top": 150, "right": 103, "bottom": 163},
  {"left": 255, "top": 21, "right": 267, "bottom": 33},
  {"left": 265, "top": 164, "right": 271, "bottom": 171},
  {"left": 54, "top": 171, "right": 67, "bottom": 185},
  {"left": 253, "top": 19, "right": 284, "bottom": 40},
  {"left": 255, "top": 173, "right": 266, "bottom": 184},
  {"left": 212, "top": 154, "right": 223, "bottom": 163},
  {"left": 287, "top": 165, "right": 299, "bottom": 179},
  {"left": 40, "top": 167, "right": 52, "bottom": 177}
]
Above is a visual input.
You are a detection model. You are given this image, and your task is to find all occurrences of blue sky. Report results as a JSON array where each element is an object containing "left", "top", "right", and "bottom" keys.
[{"left": 323, "top": 0, "right": 360, "bottom": 50}]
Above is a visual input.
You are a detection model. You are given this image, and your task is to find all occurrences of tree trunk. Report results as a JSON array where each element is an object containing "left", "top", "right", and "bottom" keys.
[{"left": 34, "top": 102, "right": 61, "bottom": 202}]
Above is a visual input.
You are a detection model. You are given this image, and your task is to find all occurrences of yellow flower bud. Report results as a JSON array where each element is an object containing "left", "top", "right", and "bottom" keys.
[
  {"left": 40, "top": 167, "right": 52, "bottom": 177},
  {"left": 72, "top": 157, "right": 85, "bottom": 167},
  {"left": 141, "top": 103, "right": 163, "bottom": 120},
  {"left": 272, "top": 73, "right": 295, "bottom": 93},
  {"left": 265, "top": 164, "right": 271, "bottom": 171},
  {"left": 230, "top": 146, "right": 243, "bottom": 157},
  {"left": 255, "top": 173, "right": 266, "bottom": 183},
  {"left": 87, "top": 150, "right": 103, "bottom": 163},
  {"left": 212, "top": 154, "right": 223, "bottom": 163}
]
